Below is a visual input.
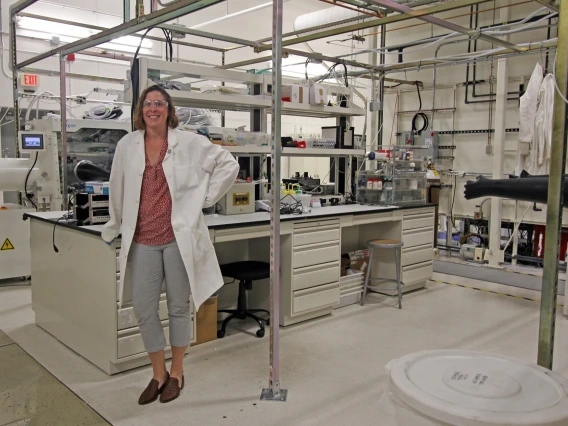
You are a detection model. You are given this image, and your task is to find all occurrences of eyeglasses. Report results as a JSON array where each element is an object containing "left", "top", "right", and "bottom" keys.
[{"left": 143, "top": 100, "right": 168, "bottom": 109}]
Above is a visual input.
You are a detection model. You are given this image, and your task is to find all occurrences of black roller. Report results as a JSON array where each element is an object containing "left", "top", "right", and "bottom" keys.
[
  {"left": 74, "top": 160, "right": 110, "bottom": 183},
  {"left": 464, "top": 174, "right": 568, "bottom": 207}
]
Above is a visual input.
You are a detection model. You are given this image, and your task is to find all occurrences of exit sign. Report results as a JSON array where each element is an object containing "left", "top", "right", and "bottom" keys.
[{"left": 21, "top": 73, "right": 39, "bottom": 87}]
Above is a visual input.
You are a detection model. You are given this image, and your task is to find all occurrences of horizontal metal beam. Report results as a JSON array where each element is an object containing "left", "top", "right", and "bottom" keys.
[
  {"left": 379, "top": 38, "right": 556, "bottom": 72},
  {"left": 218, "top": 55, "right": 273, "bottom": 69},
  {"left": 9, "top": 0, "right": 39, "bottom": 16},
  {"left": 533, "top": 0, "right": 559, "bottom": 12},
  {"left": 20, "top": 67, "right": 124, "bottom": 84},
  {"left": 281, "top": 48, "right": 377, "bottom": 70},
  {"left": 366, "top": 0, "right": 525, "bottom": 52},
  {"left": 16, "top": 0, "right": 224, "bottom": 69},
  {"left": 18, "top": 13, "right": 226, "bottom": 52},
  {"left": 158, "top": 23, "right": 258, "bottom": 48},
  {"left": 255, "top": 0, "right": 494, "bottom": 52}
]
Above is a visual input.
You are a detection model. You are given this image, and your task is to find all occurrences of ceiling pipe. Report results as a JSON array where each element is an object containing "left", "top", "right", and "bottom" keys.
[
  {"left": 189, "top": 0, "right": 293, "bottom": 29},
  {"left": 254, "top": 0, "right": 495, "bottom": 52},
  {"left": 316, "top": 0, "right": 382, "bottom": 17}
]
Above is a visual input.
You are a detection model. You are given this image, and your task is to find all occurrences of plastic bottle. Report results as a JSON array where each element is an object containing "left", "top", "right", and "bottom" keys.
[
  {"left": 377, "top": 177, "right": 383, "bottom": 190},
  {"left": 367, "top": 177, "right": 373, "bottom": 190},
  {"left": 372, "top": 178, "right": 379, "bottom": 190}
]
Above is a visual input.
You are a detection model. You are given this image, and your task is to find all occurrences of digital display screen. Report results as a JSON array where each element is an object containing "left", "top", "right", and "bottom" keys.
[{"left": 22, "top": 134, "right": 44, "bottom": 150}]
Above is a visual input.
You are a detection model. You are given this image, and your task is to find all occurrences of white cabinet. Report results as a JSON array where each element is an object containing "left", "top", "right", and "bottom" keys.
[
  {"left": 281, "top": 219, "right": 342, "bottom": 325},
  {"left": 401, "top": 208, "right": 434, "bottom": 288}
]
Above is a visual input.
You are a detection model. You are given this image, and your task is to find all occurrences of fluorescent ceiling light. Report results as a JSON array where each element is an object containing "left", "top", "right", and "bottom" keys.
[
  {"left": 17, "top": 17, "right": 153, "bottom": 49},
  {"left": 268, "top": 55, "right": 328, "bottom": 78}
]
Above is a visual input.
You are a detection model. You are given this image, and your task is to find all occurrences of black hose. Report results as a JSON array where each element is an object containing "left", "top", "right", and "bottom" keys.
[
  {"left": 24, "top": 152, "right": 38, "bottom": 210},
  {"left": 412, "top": 82, "right": 428, "bottom": 136}
]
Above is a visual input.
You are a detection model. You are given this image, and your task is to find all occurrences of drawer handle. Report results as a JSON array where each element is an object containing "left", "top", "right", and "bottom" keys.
[
  {"left": 294, "top": 282, "right": 338, "bottom": 297},
  {"left": 403, "top": 261, "right": 432, "bottom": 272},
  {"left": 294, "top": 261, "right": 339, "bottom": 274},
  {"left": 293, "top": 241, "right": 339, "bottom": 252}
]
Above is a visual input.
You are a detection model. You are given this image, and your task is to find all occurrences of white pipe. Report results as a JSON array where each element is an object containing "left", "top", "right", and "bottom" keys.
[{"left": 191, "top": 1, "right": 293, "bottom": 30}]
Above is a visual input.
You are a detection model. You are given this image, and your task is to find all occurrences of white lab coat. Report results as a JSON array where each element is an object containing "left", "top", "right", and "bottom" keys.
[
  {"left": 101, "top": 129, "right": 239, "bottom": 311},
  {"left": 515, "top": 63, "right": 555, "bottom": 176},
  {"left": 515, "top": 63, "right": 543, "bottom": 176}
]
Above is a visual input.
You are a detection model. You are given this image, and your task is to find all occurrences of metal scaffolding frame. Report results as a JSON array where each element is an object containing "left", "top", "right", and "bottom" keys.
[{"left": 7, "top": 0, "right": 567, "bottom": 400}]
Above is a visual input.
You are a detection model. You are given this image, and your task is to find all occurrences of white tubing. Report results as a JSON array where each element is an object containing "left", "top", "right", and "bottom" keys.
[{"left": 0, "top": 159, "right": 41, "bottom": 191}]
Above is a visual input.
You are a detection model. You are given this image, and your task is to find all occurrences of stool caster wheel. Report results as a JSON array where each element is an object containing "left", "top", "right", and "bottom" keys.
[
  {"left": 256, "top": 328, "right": 265, "bottom": 338},
  {"left": 217, "top": 330, "right": 226, "bottom": 338}
]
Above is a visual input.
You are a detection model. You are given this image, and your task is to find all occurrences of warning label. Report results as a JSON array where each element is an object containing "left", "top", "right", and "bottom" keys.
[{"left": 1, "top": 239, "right": 14, "bottom": 251}]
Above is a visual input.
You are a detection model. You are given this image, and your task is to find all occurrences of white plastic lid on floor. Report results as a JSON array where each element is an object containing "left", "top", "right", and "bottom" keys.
[{"left": 377, "top": 350, "right": 568, "bottom": 426}]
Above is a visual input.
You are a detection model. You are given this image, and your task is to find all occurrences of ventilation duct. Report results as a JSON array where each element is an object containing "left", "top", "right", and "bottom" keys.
[{"left": 293, "top": 6, "right": 367, "bottom": 33}]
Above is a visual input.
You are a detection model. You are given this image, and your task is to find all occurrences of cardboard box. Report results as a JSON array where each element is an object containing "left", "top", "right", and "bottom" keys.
[
  {"left": 281, "top": 84, "right": 308, "bottom": 104},
  {"left": 194, "top": 295, "right": 218, "bottom": 345},
  {"left": 341, "top": 249, "right": 371, "bottom": 280},
  {"left": 310, "top": 83, "right": 328, "bottom": 105}
]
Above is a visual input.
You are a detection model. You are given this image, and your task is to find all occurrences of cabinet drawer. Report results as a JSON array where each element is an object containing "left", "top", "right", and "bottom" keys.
[
  {"left": 403, "top": 261, "right": 433, "bottom": 284},
  {"left": 293, "top": 243, "right": 340, "bottom": 269},
  {"left": 293, "top": 262, "right": 339, "bottom": 291},
  {"left": 403, "top": 227, "right": 434, "bottom": 248},
  {"left": 403, "top": 214, "right": 434, "bottom": 231},
  {"left": 293, "top": 228, "right": 340, "bottom": 247},
  {"left": 402, "top": 244, "right": 433, "bottom": 267},
  {"left": 294, "top": 218, "right": 340, "bottom": 230},
  {"left": 117, "top": 320, "right": 169, "bottom": 358},
  {"left": 293, "top": 283, "right": 339, "bottom": 315},
  {"left": 117, "top": 297, "right": 168, "bottom": 330}
]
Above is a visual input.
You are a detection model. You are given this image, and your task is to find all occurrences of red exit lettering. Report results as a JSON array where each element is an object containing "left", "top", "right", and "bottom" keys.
[{"left": 22, "top": 74, "right": 39, "bottom": 87}]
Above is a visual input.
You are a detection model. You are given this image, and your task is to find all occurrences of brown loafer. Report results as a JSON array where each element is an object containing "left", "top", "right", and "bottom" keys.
[
  {"left": 138, "top": 373, "right": 169, "bottom": 405},
  {"left": 160, "top": 375, "right": 184, "bottom": 403}
]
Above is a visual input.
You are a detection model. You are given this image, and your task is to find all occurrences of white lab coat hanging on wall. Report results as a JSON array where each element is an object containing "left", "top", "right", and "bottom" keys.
[
  {"left": 525, "top": 74, "right": 555, "bottom": 175},
  {"left": 515, "top": 63, "right": 555, "bottom": 176},
  {"left": 515, "top": 63, "right": 542, "bottom": 176}
]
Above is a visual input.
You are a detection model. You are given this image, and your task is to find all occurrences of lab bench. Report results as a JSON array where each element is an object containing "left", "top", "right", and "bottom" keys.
[{"left": 24, "top": 203, "right": 435, "bottom": 374}]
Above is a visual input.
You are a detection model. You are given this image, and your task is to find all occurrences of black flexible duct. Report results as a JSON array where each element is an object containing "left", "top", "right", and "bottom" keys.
[
  {"left": 464, "top": 175, "right": 568, "bottom": 207},
  {"left": 74, "top": 160, "right": 110, "bottom": 183}
]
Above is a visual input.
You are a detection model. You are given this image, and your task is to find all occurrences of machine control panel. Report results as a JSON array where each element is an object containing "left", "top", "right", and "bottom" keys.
[{"left": 19, "top": 132, "right": 48, "bottom": 151}]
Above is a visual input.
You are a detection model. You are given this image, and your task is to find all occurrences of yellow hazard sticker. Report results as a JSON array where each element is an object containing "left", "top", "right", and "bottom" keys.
[{"left": 1, "top": 238, "right": 14, "bottom": 250}]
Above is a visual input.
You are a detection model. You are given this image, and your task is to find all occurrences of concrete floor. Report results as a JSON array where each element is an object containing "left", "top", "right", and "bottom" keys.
[{"left": 1, "top": 275, "right": 568, "bottom": 426}]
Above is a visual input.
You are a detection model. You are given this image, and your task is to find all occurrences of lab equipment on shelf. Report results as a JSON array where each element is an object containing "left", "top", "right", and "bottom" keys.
[{"left": 356, "top": 145, "right": 428, "bottom": 206}]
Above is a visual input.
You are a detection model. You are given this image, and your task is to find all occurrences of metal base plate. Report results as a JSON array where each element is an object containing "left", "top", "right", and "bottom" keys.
[{"left": 260, "top": 388, "right": 288, "bottom": 402}]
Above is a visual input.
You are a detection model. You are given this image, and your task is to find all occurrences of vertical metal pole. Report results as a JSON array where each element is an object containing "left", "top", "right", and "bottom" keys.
[
  {"left": 11, "top": 17, "right": 20, "bottom": 160},
  {"left": 538, "top": 0, "right": 568, "bottom": 370},
  {"left": 377, "top": 25, "right": 386, "bottom": 147},
  {"left": 124, "top": 0, "right": 130, "bottom": 22},
  {"left": 261, "top": 0, "right": 287, "bottom": 402},
  {"left": 369, "top": 28, "right": 378, "bottom": 149},
  {"left": 488, "top": 2, "right": 510, "bottom": 268},
  {"left": 60, "top": 54, "right": 68, "bottom": 211},
  {"left": 221, "top": 52, "right": 226, "bottom": 128}
]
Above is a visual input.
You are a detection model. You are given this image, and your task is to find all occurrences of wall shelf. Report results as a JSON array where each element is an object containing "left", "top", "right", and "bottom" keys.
[{"left": 164, "top": 90, "right": 366, "bottom": 118}]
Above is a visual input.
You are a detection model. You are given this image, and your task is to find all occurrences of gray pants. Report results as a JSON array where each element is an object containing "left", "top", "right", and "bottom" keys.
[{"left": 130, "top": 240, "right": 191, "bottom": 353}]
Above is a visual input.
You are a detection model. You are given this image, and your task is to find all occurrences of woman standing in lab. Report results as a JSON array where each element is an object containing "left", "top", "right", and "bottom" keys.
[{"left": 102, "top": 85, "right": 239, "bottom": 404}]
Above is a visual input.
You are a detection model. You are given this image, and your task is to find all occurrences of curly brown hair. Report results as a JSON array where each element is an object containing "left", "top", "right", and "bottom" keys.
[{"left": 133, "top": 85, "right": 179, "bottom": 130}]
